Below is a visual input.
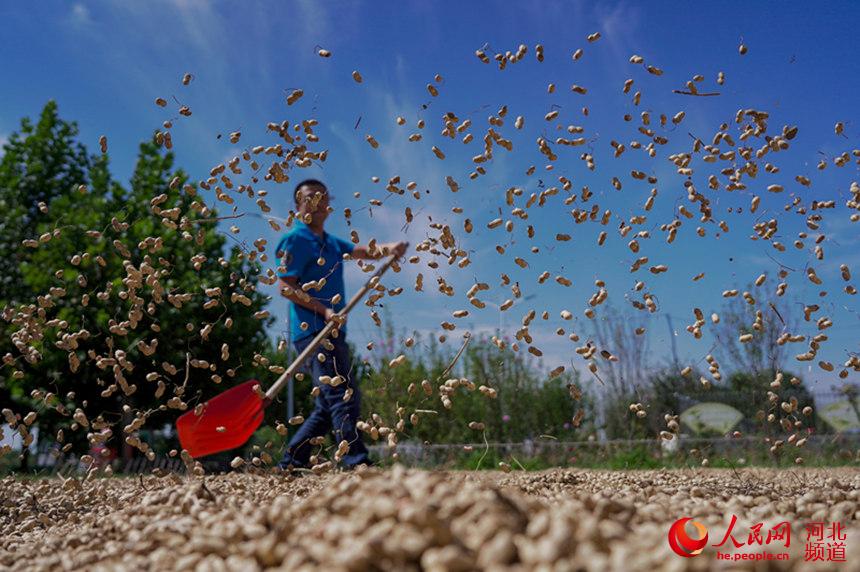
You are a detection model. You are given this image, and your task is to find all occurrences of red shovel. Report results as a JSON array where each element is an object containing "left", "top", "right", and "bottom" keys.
[{"left": 177, "top": 253, "right": 401, "bottom": 458}]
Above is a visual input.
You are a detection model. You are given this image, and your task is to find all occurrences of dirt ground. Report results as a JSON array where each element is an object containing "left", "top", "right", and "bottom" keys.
[{"left": 2, "top": 467, "right": 859, "bottom": 571}]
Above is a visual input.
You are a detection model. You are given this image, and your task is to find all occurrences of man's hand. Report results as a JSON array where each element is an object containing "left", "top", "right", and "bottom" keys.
[
  {"left": 383, "top": 241, "right": 408, "bottom": 258},
  {"left": 352, "top": 241, "right": 409, "bottom": 260},
  {"left": 324, "top": 307, "right": 346, "bottom": 326}
]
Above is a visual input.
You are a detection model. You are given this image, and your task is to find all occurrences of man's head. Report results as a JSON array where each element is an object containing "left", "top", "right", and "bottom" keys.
[{"left": 294, "top": 179, "right": 331, "bottom": 226}]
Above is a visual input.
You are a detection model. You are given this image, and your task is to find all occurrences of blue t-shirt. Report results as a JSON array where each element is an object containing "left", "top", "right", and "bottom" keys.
[{"left": 275, "top": 221, "right": 355, "bottom": 342}]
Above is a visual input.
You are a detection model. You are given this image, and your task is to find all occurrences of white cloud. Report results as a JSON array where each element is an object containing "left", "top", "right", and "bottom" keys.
[
  {"left": 280, "top": 0, "right": 359, "bottom": 65},
  {"left": 167, "top": 0, "right": 220, "bottom": 57},
  {"left": 86, "top": 0, "right": 274, "bottom": 168},
  {"left": 296, "top": 0, "right": 330, "bottom": 44},
  {"left": 326, "top": 83, "right": 470, "bottom": 299},
  {"left": 70, "top": 3, "right": 92, "bottom": 27},
  {"left": 821, "top": 214, "right": 860, "bottom": 248},
  {"left": 594, "top": 1, "right": 642, "bottom": 64}
]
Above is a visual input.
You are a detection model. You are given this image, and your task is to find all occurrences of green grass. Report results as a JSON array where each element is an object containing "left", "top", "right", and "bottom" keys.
[
  {"left": 5, "top": 441, "right": 859, "bottom": 477},
  {"left": 415, "top": 444, "right": 860, "bottom": 471}
]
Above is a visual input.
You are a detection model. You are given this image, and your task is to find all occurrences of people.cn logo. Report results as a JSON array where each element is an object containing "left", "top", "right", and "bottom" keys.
[{"left": 668, "top": 518, "right": 709, "bottom": 557}]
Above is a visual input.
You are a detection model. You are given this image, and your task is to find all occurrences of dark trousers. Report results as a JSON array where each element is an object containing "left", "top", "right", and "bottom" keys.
[{"left": 278, "top": 334, "right": 372, "bottom": 469}]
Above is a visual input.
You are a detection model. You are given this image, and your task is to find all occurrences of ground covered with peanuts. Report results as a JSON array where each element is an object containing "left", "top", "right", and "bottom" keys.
[{"left": 2, "top": 467, "right": 859, "bottom": 571}]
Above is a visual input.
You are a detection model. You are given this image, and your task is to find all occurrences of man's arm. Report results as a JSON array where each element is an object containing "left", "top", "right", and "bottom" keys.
[
  {"left": 279, "top": 276, "right": 339, "bottom": 323},
  {"left": 352, "top": 241, "right": 408, "bottom": 260}
]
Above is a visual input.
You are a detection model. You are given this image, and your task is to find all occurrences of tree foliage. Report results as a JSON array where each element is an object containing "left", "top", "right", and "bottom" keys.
[
  {"left": 0, "top": 101, "right": 90, "bottom": 304},
  {"left": 592, "top": 293, "right": 818, "bottom": 440},
  {"left": 712, "top": 281, "right": 799, "bottom": 378},
  {"left": 351, "top": 316, "right": 595, "bottom": 445},
  {"left": 1, "top": 102, "right": 273, "bottom": 461}
]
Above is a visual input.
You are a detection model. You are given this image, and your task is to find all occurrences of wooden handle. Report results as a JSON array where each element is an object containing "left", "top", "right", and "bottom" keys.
[{"left": 265, "top": 253, "right": 401, "bottom": 401}]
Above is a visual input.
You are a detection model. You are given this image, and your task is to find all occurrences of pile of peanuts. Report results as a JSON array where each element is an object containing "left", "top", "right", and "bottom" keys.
[{"left": 2, "top": 467, "right": 858, "bottom": 571}]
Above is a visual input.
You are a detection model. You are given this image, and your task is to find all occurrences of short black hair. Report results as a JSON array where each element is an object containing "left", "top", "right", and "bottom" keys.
[{"left": 294, "top": 179, "right": 327, "bottom": 204}]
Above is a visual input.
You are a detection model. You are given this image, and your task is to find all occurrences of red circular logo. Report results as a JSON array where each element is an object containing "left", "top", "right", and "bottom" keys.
[{"left": 668, "top": 518, "right": 709, "bottom": 557}]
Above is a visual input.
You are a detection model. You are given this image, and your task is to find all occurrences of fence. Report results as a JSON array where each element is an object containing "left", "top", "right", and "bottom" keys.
[
  {"left": 6, "top": 431, "right": 860, "bottom": 477},
  {"left": 368, "top": 433, "right": 860, "bottom": 469},
  {"left": 3, "top": 446, "right": 189, "bottom": 477},
  {"left": 27, "top": 433, "right": 860, "bottom": 475}
]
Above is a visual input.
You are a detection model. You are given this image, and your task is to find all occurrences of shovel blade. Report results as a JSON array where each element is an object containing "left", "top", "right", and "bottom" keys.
[{"left": 176, "top": 380, "right": 266, "bottom": 458}]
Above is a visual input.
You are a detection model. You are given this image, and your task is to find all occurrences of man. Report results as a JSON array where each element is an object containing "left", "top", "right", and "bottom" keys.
[{"left": 275, "top": 179, "right": 407, "bottom": 470}]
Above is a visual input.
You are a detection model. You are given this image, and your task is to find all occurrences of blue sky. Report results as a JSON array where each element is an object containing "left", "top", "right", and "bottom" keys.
[{"left": 1, "top": 0, "right": 859, "bottom": 393}]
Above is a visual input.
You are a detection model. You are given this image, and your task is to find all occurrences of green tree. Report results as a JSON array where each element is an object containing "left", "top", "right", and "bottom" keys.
[
  {"left": 711, "top": 281, "right": 798, "bottom": 379},
  {"left": 0, "top": 102, "right": 93, "bottom": 417},
  {"left": 588, "top": 304, "right": 651, "bottom": 440},
  {"left": 0, "top": 101, "right": 90, "bottom": 304},
  {"left": 648, "top": 367, "right": 817, "bottom": 437},
  {"left": 1, "top": 104, "right": 273, "bottom": 466},
  {"left": 355, "top": 319, "right": 594, "bottom": 447}
]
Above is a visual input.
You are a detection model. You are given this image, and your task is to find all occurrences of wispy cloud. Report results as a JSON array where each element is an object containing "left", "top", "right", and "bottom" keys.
[
  {"left": 329, "top": 82, "right": 469, "bottom": 297},
  {"left": 283, "top": 0, "right": 362, "bottom": 66},
  {"left": 296, "top": 0, "right": 330, "bottom": 46},
  {"left": 166, "top": 0, "right": 221, "bottom": 57},
  {"left": 69, "top": 2, "right": 93, "bottom": 28},
  {"left": 594, "top": 1, "right": 642, "bottom": 65},
  {"left": 821, "top": 215, "right": 860, "bottom": 248},
  {"left": 75, "top": 0, "right": 276, "bottom": 176}
]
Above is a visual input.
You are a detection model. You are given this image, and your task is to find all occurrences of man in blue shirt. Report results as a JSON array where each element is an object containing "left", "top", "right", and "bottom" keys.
[{"left": 275, "top": 179, "right": 406, "bottom": 470}]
